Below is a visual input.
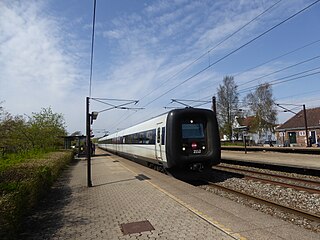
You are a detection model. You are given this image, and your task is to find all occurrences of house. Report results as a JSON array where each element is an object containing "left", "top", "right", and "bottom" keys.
[
  {"left": 232, "top": 116, "right": 276, "bottom": 145},
  {"left": 275, "top": 107, "right": 320, "bottom": 147}
]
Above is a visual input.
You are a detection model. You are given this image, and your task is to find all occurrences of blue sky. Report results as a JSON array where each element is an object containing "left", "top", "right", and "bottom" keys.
[{"left": 1, "top": 0, "right": 319, "bottom": 136}]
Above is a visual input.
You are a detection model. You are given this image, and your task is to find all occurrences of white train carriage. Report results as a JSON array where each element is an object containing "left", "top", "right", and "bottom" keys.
[{"left": 98, "top": 108, "right": 221, "bottom": 170}]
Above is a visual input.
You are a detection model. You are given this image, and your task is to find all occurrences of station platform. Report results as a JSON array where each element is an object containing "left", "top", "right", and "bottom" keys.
[
  {"left": 222, "top": 150, "right": 320, "bottom": 171},
  {"left": 20, "top": 149, "right": 319, "bottom": 240}
]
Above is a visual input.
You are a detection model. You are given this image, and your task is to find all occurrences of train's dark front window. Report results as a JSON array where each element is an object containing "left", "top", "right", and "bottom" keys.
[
  {"left": 182, "top": 123, "right": 204, "bottom": 139},
  {"left": 181, "top": 121, "right": 206, "bottom": 155}
]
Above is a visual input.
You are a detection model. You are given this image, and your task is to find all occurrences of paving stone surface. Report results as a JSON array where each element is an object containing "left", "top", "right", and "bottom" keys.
[
  {"left": 19, "top": 150, "right": 320, "bottom": 240},
  {"left": 19, "top": 152, "right": 235, "bottom": 240}
]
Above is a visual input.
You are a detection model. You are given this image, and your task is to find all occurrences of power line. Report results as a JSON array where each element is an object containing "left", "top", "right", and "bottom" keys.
[
  {"left": 238, "top": 67, "right": 320, "bottom": 94},
  {"left": 234, "top": 38, "right": 320, "bottom": 77},
  {"left": 198, "top": 67, "right": 320, "bottom": 102},
  {"left": 165, "top": 99, "right": 211, "bottom": 108},
  {"left": 108, "top": 0, "right": 320, "bottom": 131},
  {"left": 276, "top": 89, "right": 320, "bottom": 101},
  {"left": 135, "top": 0, "right": 282, "bottom": 105},
  {"left": 107, "top": 1, "right": 287, "bottom": 130},
  {"left": 238, "top": 55, "right": 320, "bottom": 87},
  {"left": 90, "top": 98, "right": 142, "bottom": 113},
  {"left": 183, "top": 51, "right": 320, "bottom": 100},
  {"left": 141, "top": 0, "right": 320, "bottom": 108},
  {"left": 89, "top": 0, "right": 97, "bottom": 97}
]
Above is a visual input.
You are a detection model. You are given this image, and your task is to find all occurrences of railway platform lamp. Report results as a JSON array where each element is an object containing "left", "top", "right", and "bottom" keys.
[{"left": 91, "top": 111, "right": 99, "bottom": 124}]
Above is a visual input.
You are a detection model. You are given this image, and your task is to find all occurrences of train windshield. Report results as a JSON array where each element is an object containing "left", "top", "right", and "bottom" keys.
[{"left": 182, "top": 123, "right": 204, "bottom": 139}]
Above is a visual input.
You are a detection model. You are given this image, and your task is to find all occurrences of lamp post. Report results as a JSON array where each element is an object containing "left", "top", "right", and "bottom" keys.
[
  {"left": 85, "top": 97, "right": 141, "bottom": 187},
  {"left": 86, "top": 97, "right": 92, "bottom": 187},
  {"left": 86, "top": 97, "right": 99, "bottom": 187}
]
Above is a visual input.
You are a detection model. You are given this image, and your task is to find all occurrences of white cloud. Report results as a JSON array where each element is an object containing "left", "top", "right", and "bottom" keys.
[
  {"left": 0, "top": 1, "right": 86, "bottom": 133},
  {"left": 103, "top": 29, "right": 123, "bottom": 39},
  {"left": 1, "top": 0, "right": 317, "bottom": 135}
]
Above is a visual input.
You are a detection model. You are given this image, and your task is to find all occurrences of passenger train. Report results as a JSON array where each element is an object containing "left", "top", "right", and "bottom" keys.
[{"left": 98, "top": 108, "right": 221, "bottom": 171}]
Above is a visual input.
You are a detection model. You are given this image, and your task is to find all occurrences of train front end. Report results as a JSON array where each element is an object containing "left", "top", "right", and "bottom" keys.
[{"left": 166, "top": 108, "right": 221, "bottom": 170}]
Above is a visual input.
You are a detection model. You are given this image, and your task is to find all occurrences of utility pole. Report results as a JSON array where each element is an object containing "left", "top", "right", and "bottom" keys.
[
  {"left": 86, "top": 97, "right": 93, "bottom": 187},
  {"left": 85, "top": 97, "right": 142, "bottom": 187},
  {"left": 303, "top": 104, "right": 309, "bottom": 147}
]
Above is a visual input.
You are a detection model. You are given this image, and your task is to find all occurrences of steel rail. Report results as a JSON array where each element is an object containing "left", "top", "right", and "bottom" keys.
[
  {"left": 206, "top": 182, "right": 320, "bottom": 223},
  {"left": 215, "top": 165, "right": 320, "bottom": 185},
  {"left": 213, "top": 165, "right": 320, "bottom": 194}
]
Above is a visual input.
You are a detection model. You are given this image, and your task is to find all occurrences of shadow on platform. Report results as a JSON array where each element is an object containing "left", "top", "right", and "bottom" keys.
[
  {"left": 93, "top": 174, "right": 151, "bottom": 188},
  {"left": 18, "top": 159, "right": 88, "bottom": 239}
]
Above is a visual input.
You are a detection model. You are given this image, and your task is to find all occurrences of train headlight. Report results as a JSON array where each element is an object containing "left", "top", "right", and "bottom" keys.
[
  {"left": 182, "top": 147, "right": 186, "bottom": 151},
  {"left": 202, "top": 146, "right": 206, "bottom": 150}
]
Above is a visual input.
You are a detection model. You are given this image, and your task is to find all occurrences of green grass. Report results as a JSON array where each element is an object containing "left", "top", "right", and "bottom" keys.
[{"left": 0, "top": 149, "right": 51, "bottom": 172}]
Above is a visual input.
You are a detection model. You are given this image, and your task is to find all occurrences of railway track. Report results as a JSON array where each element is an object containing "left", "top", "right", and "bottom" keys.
[
  {"left": 197, "top": 164, "right": 320, "bottom": 226},
  {"left": 212, "top": 165, "right": 320, "bottom": 194},
  {"left": 205, "top": 181, "right": 320, "bottom": 223}
]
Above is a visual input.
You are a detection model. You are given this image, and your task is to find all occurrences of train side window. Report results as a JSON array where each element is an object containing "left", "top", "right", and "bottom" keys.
[
  {"left": 157, "top": 128, "right": 160, "bottom": 143},
  {"left": 139, "top": 132, "right": 146, "bottom": 144},
  {"left": 161, "top": 127, "right": 165, "bottom": 145},
  {"left": 147, "top": 129, "right": 156, "bottom": 144}
]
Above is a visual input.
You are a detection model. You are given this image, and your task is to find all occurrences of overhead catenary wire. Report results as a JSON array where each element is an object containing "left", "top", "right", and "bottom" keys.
[
  {"left": 183, "top": 52, "right": 320, "bottom": 100},
  {"left": 108, "top": 1, "right": 283, "bottom": 130},
  {"left": 142, "top": 0, "right": 320, "bottom": 108},
  {"left": 237, "top": 55, "right": 320, "bottom": 87},
  {"left": 162, "top": 0, "right": 320, "bottom": 110},
  {"left": 109, "top": 0, "right": 320, "bottom": 132},
  {"left": 89, "top": 98, "right": 141, "bottom": 114},
  {"left": 234, "top": 38, "right": 320, "bottom": 77},
  {"left": 135, "top": 0, "right": 283, "bottom": 104},
  {"left": 276, "top": 89, "right": 320, "bottom": 101},
  {"left": 238, "top": 66, "right": 320, "bottom": 94},
  {"left": 197, "top": 66, "right": 320, "bottom": 103}
]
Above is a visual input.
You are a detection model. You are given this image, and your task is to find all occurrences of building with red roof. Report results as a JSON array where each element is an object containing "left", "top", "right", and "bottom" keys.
[{"left": 276, "top": 107, "right": 320, "bottom": 147}]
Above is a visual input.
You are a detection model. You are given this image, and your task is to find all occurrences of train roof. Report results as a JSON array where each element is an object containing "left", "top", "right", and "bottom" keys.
[
  {"left": 98, "top": 107, "right": 213, "bottom": 141},
  {"left": 99, "top": 111, "right": 169, "bottom": 141}
]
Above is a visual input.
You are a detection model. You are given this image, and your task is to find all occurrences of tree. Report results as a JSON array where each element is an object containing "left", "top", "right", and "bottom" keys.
[
  {"left": 0, "top": 102, "right": 32, "bottom": 153},
  {"left": 0, "top": 101, "right": 6, "bottom": 122},
  {"left": 245, "top": 83, "right": 277, "bottom": 137},
  {"left": 27, "top": 107, "right": 67, "bottom": 149},
  {"left": 0, "top": 106, "right": 67, "bottom": 155},
  {"left": 216, "top": 76, "right": 239, "bottom": 140}
]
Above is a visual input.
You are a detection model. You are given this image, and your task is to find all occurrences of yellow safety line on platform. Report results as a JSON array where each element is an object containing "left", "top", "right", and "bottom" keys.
[{"left": 119, "top": 162, "right": 247, "bottom": 240}]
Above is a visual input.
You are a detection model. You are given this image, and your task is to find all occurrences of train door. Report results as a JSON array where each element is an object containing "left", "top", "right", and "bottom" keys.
[
  {"left": 155, "top": 123, "right": 163, "bottom": 161},
  {"left": 310, "top": 131, "right": 316, "bottom": 144}
]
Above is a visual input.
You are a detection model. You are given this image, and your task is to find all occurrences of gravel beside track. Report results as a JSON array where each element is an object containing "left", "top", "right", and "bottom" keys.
[{"left": 199, "top": 168, "right": 320, "bottom": 232}]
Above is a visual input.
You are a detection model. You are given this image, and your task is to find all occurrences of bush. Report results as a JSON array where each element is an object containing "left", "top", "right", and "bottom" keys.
[{"left": 0, "top": 150, "right": 73, "bottom": 239}]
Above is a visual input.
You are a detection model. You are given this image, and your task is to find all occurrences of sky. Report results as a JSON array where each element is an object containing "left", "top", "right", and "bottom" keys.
[{"left": 1, "top": 0, "right": 320, "bottom": 137}]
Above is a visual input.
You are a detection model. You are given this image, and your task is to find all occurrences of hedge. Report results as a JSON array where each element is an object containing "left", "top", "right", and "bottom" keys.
[{"left": 0, "top": 150, "right": 74, "bottom": 239}]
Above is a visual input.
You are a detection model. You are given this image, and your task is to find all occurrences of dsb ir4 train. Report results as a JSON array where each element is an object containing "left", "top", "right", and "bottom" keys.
[{"left": 98, "top": 108, "right": 220, "bottom": 171}]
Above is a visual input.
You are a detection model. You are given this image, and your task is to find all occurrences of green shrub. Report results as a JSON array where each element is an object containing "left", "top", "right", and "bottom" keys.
[{"left": 0, "top": 150, "right": 73, "bottom": 239}]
